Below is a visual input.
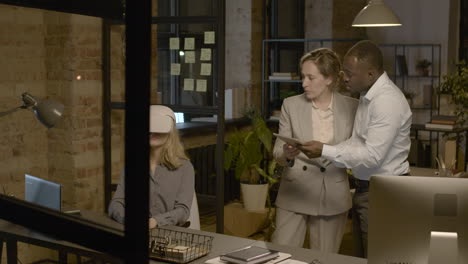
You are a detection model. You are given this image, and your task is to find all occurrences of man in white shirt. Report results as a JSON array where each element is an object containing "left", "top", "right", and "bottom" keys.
[{"left": 300, "top": 40, "right": 412, "bottom": 258}]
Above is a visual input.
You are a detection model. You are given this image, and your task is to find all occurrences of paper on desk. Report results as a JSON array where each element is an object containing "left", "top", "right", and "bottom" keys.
[
  {"left": 275, "top": 259, "right": 308, "bottom": 264},
  {"left": 273, "top": 133, "right": 304, "bottom": 146},
  {"left": 205, "top": 252, "right": 292, "bottom": 264}
]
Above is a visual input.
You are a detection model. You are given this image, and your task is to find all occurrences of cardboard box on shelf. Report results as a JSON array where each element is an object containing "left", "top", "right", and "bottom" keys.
[
  {"left": 444, "top": 139, "right": 457, "bottom": 169},
  {"left": 224, "top": 202, "right": 271, "bottom": 238}
]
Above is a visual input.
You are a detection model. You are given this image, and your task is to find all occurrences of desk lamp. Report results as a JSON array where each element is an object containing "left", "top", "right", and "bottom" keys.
[{"left": 0, "top": 92, "right": 64, "bottom": 128}]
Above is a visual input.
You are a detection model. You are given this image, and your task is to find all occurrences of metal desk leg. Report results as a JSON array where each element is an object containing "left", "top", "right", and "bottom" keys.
[
  {"left": 59, "top": 250, "right": 68, "bottom": 264},
  {"left": 466, "top": 131, "right": 468, "bottom": 171},
  {"left": 6, "top": 239, "right": 17, "bottom": 264}
]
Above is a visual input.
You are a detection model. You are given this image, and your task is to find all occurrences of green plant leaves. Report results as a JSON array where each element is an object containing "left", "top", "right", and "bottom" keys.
[
  {"left": 224, "top": 115, "right": 277, "bottom": 185},
  {"left": 440, "top": 60, "right": 468, "bottom": 126},
  {"left": 253, "top": 116, "right": 273, "bottom": 153}
]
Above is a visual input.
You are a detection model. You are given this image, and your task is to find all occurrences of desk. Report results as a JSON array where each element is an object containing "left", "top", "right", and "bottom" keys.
[
  {"left": 0, "top": 211, "right": 366, "bottom": 264},
  {"left": 0, "top": 210, "right": 122, "bottom": 264},
  {"left": 149, "top": 226, "right": 366, "bottom": 264}
]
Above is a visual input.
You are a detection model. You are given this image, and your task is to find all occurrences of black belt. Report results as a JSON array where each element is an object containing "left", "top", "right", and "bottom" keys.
[
  {"left": 354, "top": 173, "right": 410, "bottom": 193},
  {"left": 354, "top": 179, "right": 370, "bottom": 193}
]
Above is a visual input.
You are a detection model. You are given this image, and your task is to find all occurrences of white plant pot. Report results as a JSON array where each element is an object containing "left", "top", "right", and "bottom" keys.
[{"left": 240, "top": 183, "right": 268, "bottom": 212}]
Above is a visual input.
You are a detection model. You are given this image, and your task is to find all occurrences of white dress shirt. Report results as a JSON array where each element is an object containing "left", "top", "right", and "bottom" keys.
[
  {"left": 322, "top": 72, "right": 412, "bottom": 181},
  {"left": 311, "top": 94, "right": 334, "bottom": 144}
]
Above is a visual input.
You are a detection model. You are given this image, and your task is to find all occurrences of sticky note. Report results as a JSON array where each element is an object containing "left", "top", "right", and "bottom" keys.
[
  {"left": 185, "top": 51, "right": 195, "bottom": 63},
  {"left": 184, "top": 38, "right": 195, "bottom": 50},
  {"left": 169, "top": 38, "right": 179, "bottom": 50},
  {"left": 170, "top": 63, "right": 180, "bottom": 75},
  {"left": 204, "top": 31, "right": 215, "bottom": 44},
  {"left": 200, "top": 48, "right": 211, "bottom": 61},
  {"left": 200, "top": 63, "right": 211, "bottom": 76},
  {"left": 184, "top": 78, "right": 194, "bottom": 91},
  {"left": 196, "top": 79, "right": 207, "bottom": 92}
]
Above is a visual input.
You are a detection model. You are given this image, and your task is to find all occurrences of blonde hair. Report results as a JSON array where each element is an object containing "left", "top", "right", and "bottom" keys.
[
  {"left": 300, "top": 47, "right": 344, "bottom": 91},
  {"left": 151, "top": 120, "right": 188, "bottom": 170}
]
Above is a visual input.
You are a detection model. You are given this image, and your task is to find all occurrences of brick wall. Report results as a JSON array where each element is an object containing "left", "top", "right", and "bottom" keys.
[
  {"left": 0, "top": 4, "right": 106, "bottom": 262},
  {"left": 44, "top": 11, "right": 104, "bottom": 212},
  {"left": 0, "top": 4, "right": 54, "bottom": 263}
]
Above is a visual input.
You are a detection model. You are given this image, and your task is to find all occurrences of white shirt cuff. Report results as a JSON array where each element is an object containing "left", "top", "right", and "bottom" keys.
[{"left": 322, "top": 144, "right": 337, "bottom": 160}]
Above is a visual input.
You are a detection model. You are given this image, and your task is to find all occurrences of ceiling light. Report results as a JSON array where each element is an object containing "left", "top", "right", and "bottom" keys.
[{"left": 352, "top": 0, "right": 402, "bottom": 27}]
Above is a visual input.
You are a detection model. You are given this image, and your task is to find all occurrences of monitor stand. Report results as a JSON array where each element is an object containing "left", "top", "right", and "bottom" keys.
[{"left": 428, "top": 231, "right": 458, "bottom": 264}]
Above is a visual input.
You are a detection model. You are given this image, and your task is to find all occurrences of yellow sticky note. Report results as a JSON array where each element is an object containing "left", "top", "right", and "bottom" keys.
[
  {"left": 185, "top": 51, "right": 195, "bottom": 63},
  {"left": 200, "top": 48, "right": 211, "bottom": 61},
  {"left": 184, "top": 78, "right": 194, "bottom": 91},
  {"left": 196, "top": 79, "right": 207, "bottom": 92},
  {"left": 200, "top": 63, "right": 211, "bottom": 76},
  {"left": 204, "top": 31, "right": 215, "bottom": 44},
  {"left": 170, "top": 63, "right": 180, "bottom": 75},
  {"left": 169, "top": 38, "right": 179, "bottom": 50},
  {"left": 184, "top": 38, "right": 195, "bottom": 50}
]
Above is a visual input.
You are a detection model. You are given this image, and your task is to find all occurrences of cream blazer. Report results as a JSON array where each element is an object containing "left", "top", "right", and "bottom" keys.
[{"left": 273, "top": 92, "right": 358, "bottom": 216}]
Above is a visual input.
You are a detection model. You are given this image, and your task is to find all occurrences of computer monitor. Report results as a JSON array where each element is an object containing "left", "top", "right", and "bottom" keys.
[
  {"left": 25, "top": 174, "right": 61, "bottom": 211},
  {"left": 368, "top": 175, "right": 468, "bottom": 264}
]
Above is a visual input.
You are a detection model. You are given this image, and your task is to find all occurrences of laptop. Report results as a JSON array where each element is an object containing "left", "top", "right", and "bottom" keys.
[{"left": 25, "top": 174, "right": 62, "bottom": 211}]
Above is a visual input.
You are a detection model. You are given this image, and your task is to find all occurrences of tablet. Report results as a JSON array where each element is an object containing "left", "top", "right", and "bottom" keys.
[{"left": 273, "top": 133, "right": 304, "bottom": 146}]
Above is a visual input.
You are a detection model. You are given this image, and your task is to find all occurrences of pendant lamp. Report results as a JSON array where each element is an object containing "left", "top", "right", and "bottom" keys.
[{"left": 352, "top": 0, "right": 402, "bottom": 27}]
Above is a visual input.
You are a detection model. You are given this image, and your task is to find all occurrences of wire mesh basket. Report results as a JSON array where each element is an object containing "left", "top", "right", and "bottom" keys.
[{"left": 149, "top": 227, "right": 214, "bottom": 263}]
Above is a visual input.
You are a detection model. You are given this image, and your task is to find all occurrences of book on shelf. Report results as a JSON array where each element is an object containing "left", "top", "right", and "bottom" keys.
[
  {"left": 268, "top": 72, "right": 300, "bottom": 80},
  {"left": 220, "top": 246, "right": 280, "bottom": 264},
  {"left": 430, "top": 115, "right": 458, "bottom": 125},
  {"left": 271, "top": 72, "right": 297, "bottom": 77},
  {"left": 268, "top": 75, "right": 300, "bottom": 80},
  {"left": 396, "top": 55, "right": 408, "bottom": 76},
  {"left": 424, "top": 122, "right": 458, "bottom": 130}
]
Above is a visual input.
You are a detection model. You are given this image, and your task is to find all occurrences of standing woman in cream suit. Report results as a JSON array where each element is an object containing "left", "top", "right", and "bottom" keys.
[{"left": 271, "top": 48, "right": 358, "bottom": 253}]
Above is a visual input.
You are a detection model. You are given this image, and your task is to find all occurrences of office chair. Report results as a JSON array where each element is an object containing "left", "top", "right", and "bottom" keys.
[{"left": 187, "top": 192, "right": 200, "bottom": 230}]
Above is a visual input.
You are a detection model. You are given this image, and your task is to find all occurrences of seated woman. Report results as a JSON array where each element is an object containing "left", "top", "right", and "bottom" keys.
[{"left": 108, "top": 105, "right": 195, "bottom": 228}]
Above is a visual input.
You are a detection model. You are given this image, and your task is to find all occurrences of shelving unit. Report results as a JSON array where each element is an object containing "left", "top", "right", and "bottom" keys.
[
  {"left": 379, "top": 44, "right": 445, "bottom": 168},
  {"left": 379, "top": 44, "right": 441, "bottom": 122}
]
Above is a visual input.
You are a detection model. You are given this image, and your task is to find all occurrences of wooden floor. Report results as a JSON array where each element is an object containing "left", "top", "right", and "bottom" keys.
[{"left": 198, "top": 195, "right": 355, "bottom": 257}]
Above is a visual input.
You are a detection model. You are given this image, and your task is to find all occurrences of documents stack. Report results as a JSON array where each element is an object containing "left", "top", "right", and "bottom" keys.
[
  {"left": 425, "top": 115, "right": 459, "bottom": 130},
  {"left": 220, "top": 246, "right": 280, "bottom": 264},
  {"left": 268, "top": 72, "right": 300, "bottom": 80}
]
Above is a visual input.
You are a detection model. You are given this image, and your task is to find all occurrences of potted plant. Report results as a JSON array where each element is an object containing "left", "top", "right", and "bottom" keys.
[
  {"left": 224, "top": 110, "right": 278, "bottom": 212},
  {"left": 416, "top": 59, "right": 432, "bottom": 76},
  {"left": 403, "top": 90, "right": 416, "bottom": 107},
  {"left": 439, "top": 60, "right": 468, "bottom": 128}
]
